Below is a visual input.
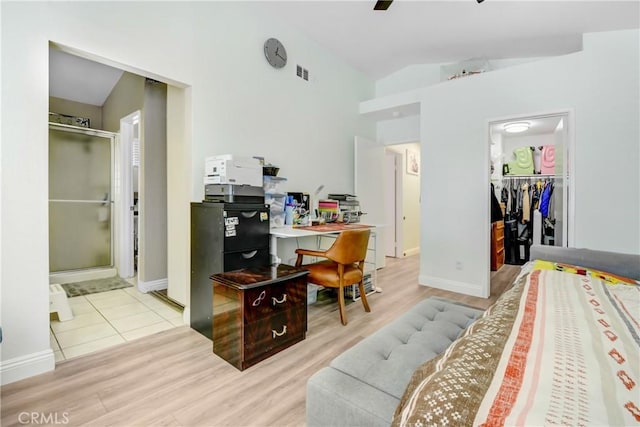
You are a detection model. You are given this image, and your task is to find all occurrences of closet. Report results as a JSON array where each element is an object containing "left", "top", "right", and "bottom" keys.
[{"left": 490, "top": 114, "right": 569, "bottom": 268}]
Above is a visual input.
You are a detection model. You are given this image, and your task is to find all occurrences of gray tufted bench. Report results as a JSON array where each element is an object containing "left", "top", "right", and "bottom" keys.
[{"left": 306, "top": 297, "right": 483, "bottom": 427}]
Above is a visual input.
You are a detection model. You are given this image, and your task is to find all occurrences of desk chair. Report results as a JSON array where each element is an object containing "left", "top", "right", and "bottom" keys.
[{"left": 295, "top": 229, "right": 371, "bottom": 325}]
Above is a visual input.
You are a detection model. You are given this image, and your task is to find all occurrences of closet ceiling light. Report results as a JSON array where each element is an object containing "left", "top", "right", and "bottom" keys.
[{"left": 503, "top": 122, "right": 530, "bottom": 133}]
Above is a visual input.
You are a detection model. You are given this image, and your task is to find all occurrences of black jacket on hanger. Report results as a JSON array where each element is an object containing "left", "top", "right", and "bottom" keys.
[{"left": 491, "top": 183, "right": 504, "bottom": 222}]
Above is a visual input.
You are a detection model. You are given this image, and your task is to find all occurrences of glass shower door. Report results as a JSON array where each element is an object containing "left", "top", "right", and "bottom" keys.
[{"left": 49, "top": 125, "right": 114, "bottom": 272}]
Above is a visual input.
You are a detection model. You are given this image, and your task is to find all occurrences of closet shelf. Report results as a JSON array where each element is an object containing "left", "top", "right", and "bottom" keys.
[{"left": 500, "top": 174, "right": 562, "bottom": 179}]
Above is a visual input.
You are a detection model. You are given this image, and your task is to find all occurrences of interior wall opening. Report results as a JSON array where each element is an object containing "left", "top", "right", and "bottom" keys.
[
  {"left": 384, "top": 141, "right": 421, "bottom": 258},
  {"left": 488, "top": 111, "right": 572, "bottom": 272},
  {"left": 47, "top": 43, "right": 189, "bottom": 364}
]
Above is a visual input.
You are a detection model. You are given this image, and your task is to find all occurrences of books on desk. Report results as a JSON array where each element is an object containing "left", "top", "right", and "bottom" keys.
[
  {"left": 318, "top": 199, "right": 340, "bottom": 222},
  {"left": 318, "top": 200, "right": 339, "bottom": 211}
]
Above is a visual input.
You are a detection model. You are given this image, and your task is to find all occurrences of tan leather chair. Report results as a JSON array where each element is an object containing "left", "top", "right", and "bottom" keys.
[{"left": 295, "top": 229, "right": 371, "bottom": 325}]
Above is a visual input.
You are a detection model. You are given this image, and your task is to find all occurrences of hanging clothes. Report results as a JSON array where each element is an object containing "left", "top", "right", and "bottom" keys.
[
  {"left": 521, "top": 182, "right": 530, "bottom": 223},
  {"left": 546, "top": 184, "right": 555, "bottom": 219},
  {"left": 539, "top": 181, "right": 553, "bottom": 217},
  {"left": 491, "top": 183, "right": 504, "bottom": 222}
]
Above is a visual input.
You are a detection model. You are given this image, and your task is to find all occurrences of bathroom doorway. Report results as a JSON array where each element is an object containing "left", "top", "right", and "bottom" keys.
[{"left": 48, "top": 46, "right": 186, "bottom": 364}]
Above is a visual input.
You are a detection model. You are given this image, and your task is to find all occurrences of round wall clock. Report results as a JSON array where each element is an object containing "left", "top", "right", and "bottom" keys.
[{"left": 264, "top": 38, "right": 287, "bottom": 69}]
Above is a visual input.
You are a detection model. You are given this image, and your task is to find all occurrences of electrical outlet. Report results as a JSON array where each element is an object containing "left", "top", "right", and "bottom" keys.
[{"left": 455, "top": 261, "right": 463, "bottom": 270}]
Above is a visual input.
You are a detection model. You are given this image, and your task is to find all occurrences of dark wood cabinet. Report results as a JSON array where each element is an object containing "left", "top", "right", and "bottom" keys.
[{"left": 212, "top": 264, "right": 309, "bottom": 371}]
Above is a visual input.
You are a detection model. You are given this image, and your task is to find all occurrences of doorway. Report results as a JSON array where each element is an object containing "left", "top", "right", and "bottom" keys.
[
  {"left": 384, "top": 142, "right": 421, "bottom": 258},
  {"left": 488, "top": 111, "right": 573, "bottom": 269},
  {"left": 116, "top": 111, "right": 140, "bottom": 280},
  {"left": 48, "top": 46, "right": 184, "bottom": 364},
  {"left": 49, "top": 123, "right": 117, "bottom": 279}
]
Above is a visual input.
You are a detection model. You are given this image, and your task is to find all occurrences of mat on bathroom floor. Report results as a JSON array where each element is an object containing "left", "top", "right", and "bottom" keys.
[{"left": 61, "top": 277, "right": 133, "bottom": 298}]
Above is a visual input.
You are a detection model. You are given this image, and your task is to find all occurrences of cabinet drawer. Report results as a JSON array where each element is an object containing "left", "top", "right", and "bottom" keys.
[
  {"left": 223, "top": 208, "right": 270, "bottom": 252},
  {"left": 224, "top": 248, "right": 270, "bottom": 271},
  {"left": 496, "top": 248, "right": 505, "bottom": 269},
  {"left": 492, "top": 221, "right": 504, "bottom": 240},
  {"left": 244, "top": 309, "right": 306, "bottom": 360},
  {"left": 243, "top": 279, "right": 306, "bottom": 321}
]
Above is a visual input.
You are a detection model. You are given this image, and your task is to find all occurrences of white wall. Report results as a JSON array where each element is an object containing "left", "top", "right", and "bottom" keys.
[
  {"left": 377, "top": 115, "right": 420, "bottom": 145},
  {"left": 139, "top": 80, "right": 168, "bottom": 285},
  {"left": 0, "top": 2, "right": 374, "bottom": 383},
  {"left": 415, "top": 29, "right": 639, "bottom": 298},
  {"left": 190, "top": 3, "right": 374, "bottom": 201}
]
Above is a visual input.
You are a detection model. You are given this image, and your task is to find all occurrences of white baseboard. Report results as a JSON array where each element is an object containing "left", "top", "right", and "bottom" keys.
[
  {"left": 403, "top": 247, "right": 420, "bottom": 257},
  {"left": 137, "top": 278, "right": 168, "bottom": 293},
  {"left": 0, "top": 349, "right": 55, "bottom": 385},
  {"left": 49, "top": 268, "right": 117, "bottom": 284},
  {"left": 419, "top": 274, "right": 486, "bottom": 298}
]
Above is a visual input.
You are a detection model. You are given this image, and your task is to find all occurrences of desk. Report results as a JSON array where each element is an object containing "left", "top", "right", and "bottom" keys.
[
  {"left": 270, "top": 224, "right": 378, "bottom": 298},
  {"left": 270, "top": 224, "right": 375, "bottom": 262}
]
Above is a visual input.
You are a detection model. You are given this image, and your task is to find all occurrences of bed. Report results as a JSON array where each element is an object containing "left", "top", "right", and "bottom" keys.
[{"left": 392, "top": 245, "right": 640, "bottom": 426}]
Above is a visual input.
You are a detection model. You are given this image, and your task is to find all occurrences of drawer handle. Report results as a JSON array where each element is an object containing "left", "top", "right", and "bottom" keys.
[
  {"left": 272, "top": 294, "right": 287, "bottom": 305},
  {"left": 272, "top": 325, "right": 287, "bottom": 339},
  {"left": 241, "top": 211, "right": 258, "bottom": 218},
  {"left": 252, "top": 290, "right": 266, "bottom": 306},
  {"left": 242, "top": 250, "right": 258, "bottom": 259}
]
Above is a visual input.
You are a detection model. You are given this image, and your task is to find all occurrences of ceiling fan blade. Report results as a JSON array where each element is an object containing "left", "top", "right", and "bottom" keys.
[{"left": 374, "top": 0, "right": 393, "bottom": 11}]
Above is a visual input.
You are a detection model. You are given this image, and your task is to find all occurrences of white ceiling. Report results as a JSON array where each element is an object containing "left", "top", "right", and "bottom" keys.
[
  {"left": 49, "top": 48, "right": 123, "bottom": 107},
  {"left": 490, "top": 115, "right": 562, "bottom": 139},
  {"left": 49, "top": 0, "right": 640, "bottom": 106},
  {"left": 261, "top": 0, "right": 640, "bottom": 79}
]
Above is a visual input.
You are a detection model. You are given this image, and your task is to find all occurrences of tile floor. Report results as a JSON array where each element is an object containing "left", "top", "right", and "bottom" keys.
[{"left": 50, "top": 286, "right": 184, "bottom": 362}]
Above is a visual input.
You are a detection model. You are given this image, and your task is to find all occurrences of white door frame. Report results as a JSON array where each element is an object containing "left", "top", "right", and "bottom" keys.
[{"left": 116, "top": 111, "right": 140, "bottom": 279}]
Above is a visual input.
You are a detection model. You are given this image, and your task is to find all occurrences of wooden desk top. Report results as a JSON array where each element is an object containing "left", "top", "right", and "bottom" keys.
[
  {"left": 270, "top": 223, "right": 375, "bottom": 239},
  {"left": 293, "top": 223, "right": 373, "bottom": 232},
  {"left": 210, "top": 264, "right": 308, "bottom": 290}
]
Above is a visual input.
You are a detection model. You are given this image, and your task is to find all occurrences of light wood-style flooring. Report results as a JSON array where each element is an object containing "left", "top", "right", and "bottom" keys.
[{"left": 1, "top": 256, "right": 520, "bottom": 427}]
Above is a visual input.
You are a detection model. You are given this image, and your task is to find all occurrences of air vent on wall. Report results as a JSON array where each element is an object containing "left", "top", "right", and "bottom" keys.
[{"left": 296, "top": 65, "right": 309, "bottom": 81}]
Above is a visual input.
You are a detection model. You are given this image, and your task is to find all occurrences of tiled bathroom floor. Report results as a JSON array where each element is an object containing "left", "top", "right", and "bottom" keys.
[{"left": 50, "top": 286, "right": 184, "bottom": 362}]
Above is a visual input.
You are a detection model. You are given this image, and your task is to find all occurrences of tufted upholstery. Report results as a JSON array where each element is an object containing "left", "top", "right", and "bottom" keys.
[{"left": 306, "top": 297, "right": 482, "bottom": 427}]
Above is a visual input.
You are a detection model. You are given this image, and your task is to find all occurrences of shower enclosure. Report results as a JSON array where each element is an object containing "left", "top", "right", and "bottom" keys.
[{"left": 49, "top": 123, "right": 116, "bottom": 276}]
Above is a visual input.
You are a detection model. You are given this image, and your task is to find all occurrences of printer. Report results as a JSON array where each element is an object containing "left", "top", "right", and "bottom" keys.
[
  {"left": 204, "top": 155, "right": 264, "bottom": 203},
  {"left": 204, "top": 155, "right": 262, "bottom": 187}
]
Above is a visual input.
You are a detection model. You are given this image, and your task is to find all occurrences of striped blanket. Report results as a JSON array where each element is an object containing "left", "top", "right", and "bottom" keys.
[{"left": 393, "top": 265, "right": 640, "bottom": 426}]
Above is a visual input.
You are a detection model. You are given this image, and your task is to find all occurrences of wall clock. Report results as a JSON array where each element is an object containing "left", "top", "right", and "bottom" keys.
[{"left": 264, "top": 38, "right": 287, "bottom": 69}]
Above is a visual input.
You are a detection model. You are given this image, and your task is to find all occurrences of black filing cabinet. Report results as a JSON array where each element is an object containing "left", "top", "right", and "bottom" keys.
[{"left": 190, "top": 202, "right": 270, "bottom": 339}]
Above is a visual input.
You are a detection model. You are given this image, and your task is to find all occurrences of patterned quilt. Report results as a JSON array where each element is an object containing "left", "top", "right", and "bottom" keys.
[{"left": 393, "top": 263, "right": 640, "bottom": 426}]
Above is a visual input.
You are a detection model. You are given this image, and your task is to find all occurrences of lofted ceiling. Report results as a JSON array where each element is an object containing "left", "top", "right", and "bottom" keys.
[
  {"left": 49, "top": 48, "right": 123, "bottom": 107},
  {"left": 49, "top": 1, "right": 639, "bottom": 106}
]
